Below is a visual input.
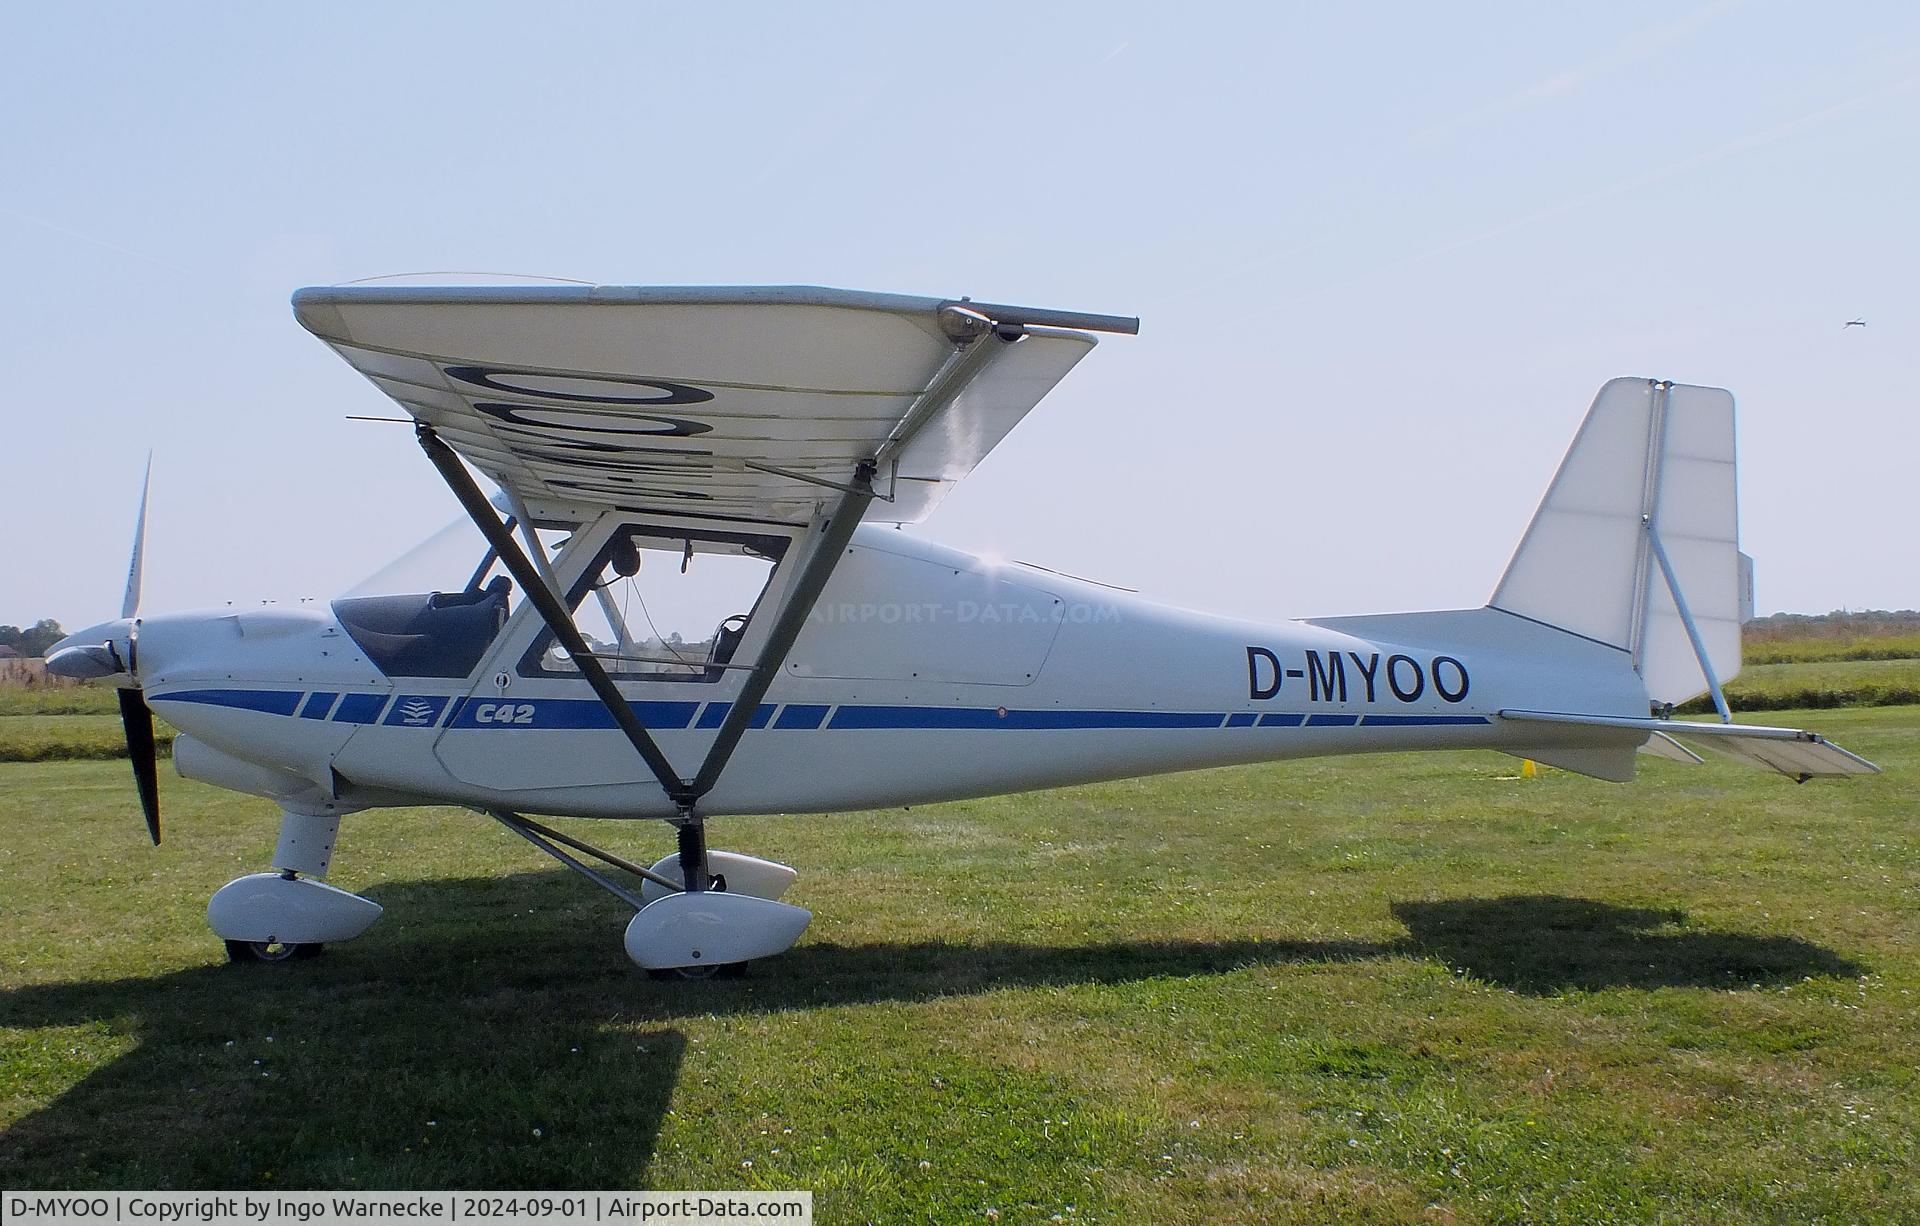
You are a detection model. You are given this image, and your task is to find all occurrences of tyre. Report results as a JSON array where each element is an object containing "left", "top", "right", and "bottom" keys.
[{"left": 224, "top": 939, "right": 324, "bottom": 963}]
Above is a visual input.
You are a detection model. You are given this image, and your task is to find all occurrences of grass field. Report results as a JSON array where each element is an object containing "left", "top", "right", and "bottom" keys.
[
  {"left": 1, "top": 705, "right": 1914, "bottom": 1222},
  {"left": 1681, "top": 657, "right": 1920, "bottom": 714},
  {"left": 0, "top": 686, "right": 114, "bottom": 717},
  {"left": 0, "top": 687, "right": 173, "bottom": 762},
  {"left": 1744, "top": 633, "right": 1920, "bottom": 666}
]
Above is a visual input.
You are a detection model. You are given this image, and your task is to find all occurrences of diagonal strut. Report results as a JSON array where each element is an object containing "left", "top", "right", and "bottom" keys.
[{"left": 417, "top": 423, "right": 695, "bottom": 808}]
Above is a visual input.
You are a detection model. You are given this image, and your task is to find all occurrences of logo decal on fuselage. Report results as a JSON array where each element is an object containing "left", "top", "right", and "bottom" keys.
[
  {"left": 470, "top": 701, "right": 537, "bottom": 726},
  {"left": 380, "top": 694, "right": 452, "bottom": 728}
]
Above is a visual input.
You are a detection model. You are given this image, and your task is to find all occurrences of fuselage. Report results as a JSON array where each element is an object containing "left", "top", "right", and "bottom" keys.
[{"left": 138, "top": 521, "right": 1651, "bottom": 821}]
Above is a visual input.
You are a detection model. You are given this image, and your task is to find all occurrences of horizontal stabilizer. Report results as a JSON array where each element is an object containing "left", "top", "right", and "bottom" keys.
[
  {"left": 1681, "top": 730, "right": 1879, "bottom": 779},
  {"left": 1500, "top": 710, "right": 1879, "bottom": 780},
  {"left": 1639, "top": 730, "right": 1705, "bottom": 765}
]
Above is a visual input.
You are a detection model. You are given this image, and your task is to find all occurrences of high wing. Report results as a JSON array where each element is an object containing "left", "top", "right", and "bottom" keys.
[{"left": 293, "top": 284, "right": 1136, "bottom": 526}]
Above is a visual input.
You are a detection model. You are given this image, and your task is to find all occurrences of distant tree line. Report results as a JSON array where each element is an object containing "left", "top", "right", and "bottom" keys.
[
  {"left": 0, "top": 620, "right": 67, "bottom": 657},
  {"left": 1746, "top": 609, "right": 1920, "bottom": 641}
]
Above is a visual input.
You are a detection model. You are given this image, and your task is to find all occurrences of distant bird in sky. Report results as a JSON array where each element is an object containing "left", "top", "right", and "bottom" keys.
[{"left": 1843, "top": 318, "right": 1867, "bottom": 328}]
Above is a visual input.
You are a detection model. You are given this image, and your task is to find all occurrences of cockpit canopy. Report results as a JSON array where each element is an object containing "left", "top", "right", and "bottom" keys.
[
  {"left": 332, "top": 578, "right": 511, "bottom": 679},
  {"left": 335, "top": 507, "right": 784, "bottom": 683}
]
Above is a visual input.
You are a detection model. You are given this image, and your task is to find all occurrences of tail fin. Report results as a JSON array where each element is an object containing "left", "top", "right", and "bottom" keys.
[{"left": 1491, "top": 378, "right": 1748, "bottom": 710}]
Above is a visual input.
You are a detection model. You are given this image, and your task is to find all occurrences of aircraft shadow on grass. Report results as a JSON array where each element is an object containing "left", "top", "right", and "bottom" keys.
[
  {"left": 0, "top": 872, "right": 1861, "bottom": 1188},
  {"left": 1391, "top": 895, "right": 1862, "bottom": 995}
]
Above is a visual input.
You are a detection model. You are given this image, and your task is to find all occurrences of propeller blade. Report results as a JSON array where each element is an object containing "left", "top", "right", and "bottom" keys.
[
  {"left": 122, "top": 454, "right": 151, "bottom": 619},
  {"left": 118, "top": 688, "right": 161, "bottom": 844}
]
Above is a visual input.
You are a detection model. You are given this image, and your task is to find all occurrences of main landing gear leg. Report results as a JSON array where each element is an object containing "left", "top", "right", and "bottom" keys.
[
  {"left": 646, "top": 818, "right": 726, "bottom": 980},
  {"left": 677, "top": 817, "right": 710, "bottom": 894},
  {"left": 207, "top": 808, "right": 383, "bottom": 963}
]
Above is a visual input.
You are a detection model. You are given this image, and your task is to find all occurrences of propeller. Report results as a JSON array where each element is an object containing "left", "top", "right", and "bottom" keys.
[
  {"left": 46, "top": 456, "right": 160, "bottom": 842},
  {"left": 123, "top": 453, "right": 149, "bottom": 619},
  {"left": 120, "top": 687, "right": 161, "bottom": 843}
]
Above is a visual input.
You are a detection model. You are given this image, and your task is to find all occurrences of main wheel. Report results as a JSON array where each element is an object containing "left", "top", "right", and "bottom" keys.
[
  {"left": 224, "top": 939, "right": 324, "bottom": 963},
  {"left": 646, "top": 962, "right": 743, "bottom": 981}
]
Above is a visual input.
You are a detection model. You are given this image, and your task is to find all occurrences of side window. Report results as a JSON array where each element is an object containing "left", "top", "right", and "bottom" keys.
[{"left": 520, "top": 527, "right": 786, "bottom": 682}]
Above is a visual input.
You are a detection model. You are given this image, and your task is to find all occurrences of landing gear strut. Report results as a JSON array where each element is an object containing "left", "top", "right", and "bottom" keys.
[
  {"left": 650, "top": 819, "right": 722, "bottom": 980},
  {"left": 678, "top": 818, "right": 710, "bottom": 893}
]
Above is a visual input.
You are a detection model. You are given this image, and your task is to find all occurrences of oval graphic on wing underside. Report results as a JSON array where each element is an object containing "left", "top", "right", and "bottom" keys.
[
  {"left": 472, "top": 401, "right": 714, "bottom": 437},
  {"left": 545, "top": 477, "right": 712, "bottom": 500},
  {"left": 493, "top": 424, "right": 713, "bottom": 456},
  {"left": 444, "top": 366, "right": 714, "bottom": 405},
  {"left": 519, "top": 449, "right": 713, "bottom": 475}
]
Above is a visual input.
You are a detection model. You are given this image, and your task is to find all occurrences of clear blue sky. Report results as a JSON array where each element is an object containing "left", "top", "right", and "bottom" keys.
[{"left": 6, "top": 3, "right": 1915, "bottom": 630}]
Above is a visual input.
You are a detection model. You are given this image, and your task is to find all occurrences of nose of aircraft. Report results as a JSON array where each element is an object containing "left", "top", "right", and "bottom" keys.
[{"left": 45, "top": 617, "right": 139, "bottom": 682}]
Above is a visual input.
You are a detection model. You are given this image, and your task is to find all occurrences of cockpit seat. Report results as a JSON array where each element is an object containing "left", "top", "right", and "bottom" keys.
[{"left": 332, "top": 577, "right": 511, "bottom": 679}]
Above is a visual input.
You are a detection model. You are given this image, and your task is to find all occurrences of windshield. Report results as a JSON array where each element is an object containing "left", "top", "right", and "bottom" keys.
[{"left": 345, "top": 510, "right": 566, "bottom": 599}]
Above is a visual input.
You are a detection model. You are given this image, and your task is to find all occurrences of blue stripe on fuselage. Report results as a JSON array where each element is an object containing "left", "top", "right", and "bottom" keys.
[
  {"left": 332, "top": 693, "right": 390, "bottom": 724},
  {"left": 695, "top": 702, "right": 775, "bottom": 730},
  {"left": 444, "top": 698, "right": 699, "bottom": 730},
  {"left": 144, "top": 689, "right": 1492, "bottom": 734},
  {"left": 1359, "top": 714, "right": 1490, "bottom": 726},
  {"left": 773, "top": 704, "right": 830, "bottom": 730},
  {"left": 157, "top": 688, "right": 302, "bottom": 717},
  {"left": 298, "top": 691, "right": 339, "bottom": 720},
  {"left": 828, "top": 706, "right": 1225, "bottom": 731}
]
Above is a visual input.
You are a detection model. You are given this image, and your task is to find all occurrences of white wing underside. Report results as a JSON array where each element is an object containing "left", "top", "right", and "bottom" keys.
[{"left": 294, "top": 285, "right": 1115, "bottom": 527}]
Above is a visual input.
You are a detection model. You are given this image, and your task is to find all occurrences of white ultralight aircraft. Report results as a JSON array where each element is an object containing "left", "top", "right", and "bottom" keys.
[{"left": 47, "top": 285, "right": 1879, "bottom": 975}]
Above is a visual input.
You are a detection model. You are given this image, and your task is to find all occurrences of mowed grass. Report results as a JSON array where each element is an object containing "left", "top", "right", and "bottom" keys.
[
  {"left": 1681, "top": 657, "right": 1920, "bottom": 714},
  {"left": 0, "top": 686, "right": 118, "bottom": 717},
  {"left": 1744, "top": 631, "right": 1920, "bottom": 666},
  {"left": 0, "top": 715, "right": 177, "bottom": 763},
  {"left": 1, "top": 709, "right": 1917, "bottom": 1223},
  {"left": 1701, "top": 624, "right": 1920, "bottom": 711},
  {"left": 0, "top": 686, "right": 177, "bottom": 763}
]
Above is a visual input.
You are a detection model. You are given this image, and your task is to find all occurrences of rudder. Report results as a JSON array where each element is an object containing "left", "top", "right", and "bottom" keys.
[{"left": 1490, "top": 377, "right": 1747, "bottom": 709}]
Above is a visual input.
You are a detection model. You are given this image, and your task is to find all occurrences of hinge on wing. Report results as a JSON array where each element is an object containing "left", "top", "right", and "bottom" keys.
[
  {"left": 939, "top": 304, "right": 995, "bottom": 344},
  {"left": 742, "top": 458, "right": 888, "bottom": 501}
]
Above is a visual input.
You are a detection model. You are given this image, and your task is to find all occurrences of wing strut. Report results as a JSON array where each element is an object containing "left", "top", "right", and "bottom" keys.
[
  {"left": 687, "top": 461, "right": 875, "bottom": 800},
  {"left": 417, "top": 423, "right": 697, "bottom": 808},
  {"left": 684, "top": 317, "right": 1026, "bottom": 803}
]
